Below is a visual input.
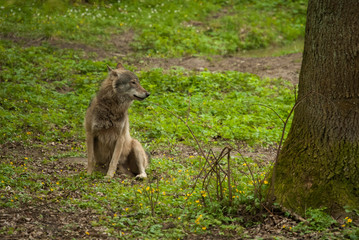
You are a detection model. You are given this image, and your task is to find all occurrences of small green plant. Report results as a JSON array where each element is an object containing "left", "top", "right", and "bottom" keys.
[
  {"left": 140, "top": 178, "right": 161, "bottom": 217},
  {"left": 294, "top": 208, "right": 337, "bottom": 233}
]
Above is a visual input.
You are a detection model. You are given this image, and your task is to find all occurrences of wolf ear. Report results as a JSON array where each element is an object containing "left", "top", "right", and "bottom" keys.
[
  {"left": 116, "top": 63, "right": 126, "bottom": 70},
  {"left": 107, "top": 65, "right": 119, "bottom": 77}
]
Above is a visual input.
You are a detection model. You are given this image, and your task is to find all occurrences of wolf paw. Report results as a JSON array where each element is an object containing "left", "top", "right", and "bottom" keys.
[
  {"left": 104, "top": 175, "right": 113, "bottom": 180},
  {"left": 135, "top": 173, "right": 147, "bottom": 180}
]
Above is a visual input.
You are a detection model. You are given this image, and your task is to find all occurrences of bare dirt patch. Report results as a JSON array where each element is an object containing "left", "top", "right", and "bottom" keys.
[
  {"left": 127, "top": 53, "right": 302, "bottom": 85},
  {"left": 1, "top": 33, "right": 301, "bottom": 85},
  {"left": 110, "top": 30, "right": 135, "bottom": 57}
]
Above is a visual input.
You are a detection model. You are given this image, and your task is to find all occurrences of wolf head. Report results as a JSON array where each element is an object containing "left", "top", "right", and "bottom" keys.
[{"left": 107, "top": 63, "right": 150, "bottom": 101}]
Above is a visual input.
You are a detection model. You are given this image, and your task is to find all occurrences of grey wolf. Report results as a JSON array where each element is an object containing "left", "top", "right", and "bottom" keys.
[{"left": 85, "top": 63, "right": 150, "bottom": 179}]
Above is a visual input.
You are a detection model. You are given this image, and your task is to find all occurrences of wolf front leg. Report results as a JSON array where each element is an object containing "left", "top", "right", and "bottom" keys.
[
  {"left": 105, "top": 137, "right": 125, "bottom": 178},
  {"left": 86, "top": 133, "right": 96, "bottom": 174},
  {"left": 106, "top": 136, "right": 134, "bottom": 178}
]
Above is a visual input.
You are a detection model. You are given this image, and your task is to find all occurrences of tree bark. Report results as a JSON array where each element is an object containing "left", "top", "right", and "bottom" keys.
[{"left": 273, "top": 0, "right": 359, "bottom": 215}]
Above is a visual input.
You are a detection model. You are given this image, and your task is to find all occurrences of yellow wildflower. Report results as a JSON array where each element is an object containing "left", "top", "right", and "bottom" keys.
[{"left": 195, "top": 214, "right": 202, "bottom": 224}]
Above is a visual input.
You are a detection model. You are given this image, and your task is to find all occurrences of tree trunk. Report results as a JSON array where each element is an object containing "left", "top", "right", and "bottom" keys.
[{"left": 273, "top": 0, "right": 359, "bottom": 215}]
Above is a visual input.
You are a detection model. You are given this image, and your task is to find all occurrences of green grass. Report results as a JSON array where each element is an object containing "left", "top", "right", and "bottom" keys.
[
  {"left": 0, "top": 40, "right": 294, "bottom": 146},
  {"left": 1, "top": 40, "right": 357, "bottom": 239},
  {"left": 0, "top": 0, "right": 307, "bottom": 57}
]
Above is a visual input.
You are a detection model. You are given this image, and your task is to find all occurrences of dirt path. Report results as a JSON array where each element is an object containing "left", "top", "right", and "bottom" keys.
[
  {"left": 130, "top": 53, "right": 302, "bottom": 85},
  {"left": 4, "top": 35, "right": 302, "bottom": 84}
]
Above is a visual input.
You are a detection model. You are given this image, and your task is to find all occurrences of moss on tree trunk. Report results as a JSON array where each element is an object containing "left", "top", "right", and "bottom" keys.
[{"left": 273, "top": 0, "right": 359, "bottom": 215}]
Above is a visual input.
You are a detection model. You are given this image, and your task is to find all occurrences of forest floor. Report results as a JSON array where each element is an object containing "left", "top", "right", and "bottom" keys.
[{"left": 4, "top": 36, "right": 340, "bottom": 240}]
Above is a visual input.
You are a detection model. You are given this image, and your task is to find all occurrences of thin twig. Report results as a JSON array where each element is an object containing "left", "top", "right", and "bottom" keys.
[
  {"left": 227, "top": 149, "right": 232, "bottom": 205},
  {"left": 249, "top": 103, "right": 285, "bottom": 124},
  {"left": 186, "top": 93, "right": 192, "bottom": 125}
]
